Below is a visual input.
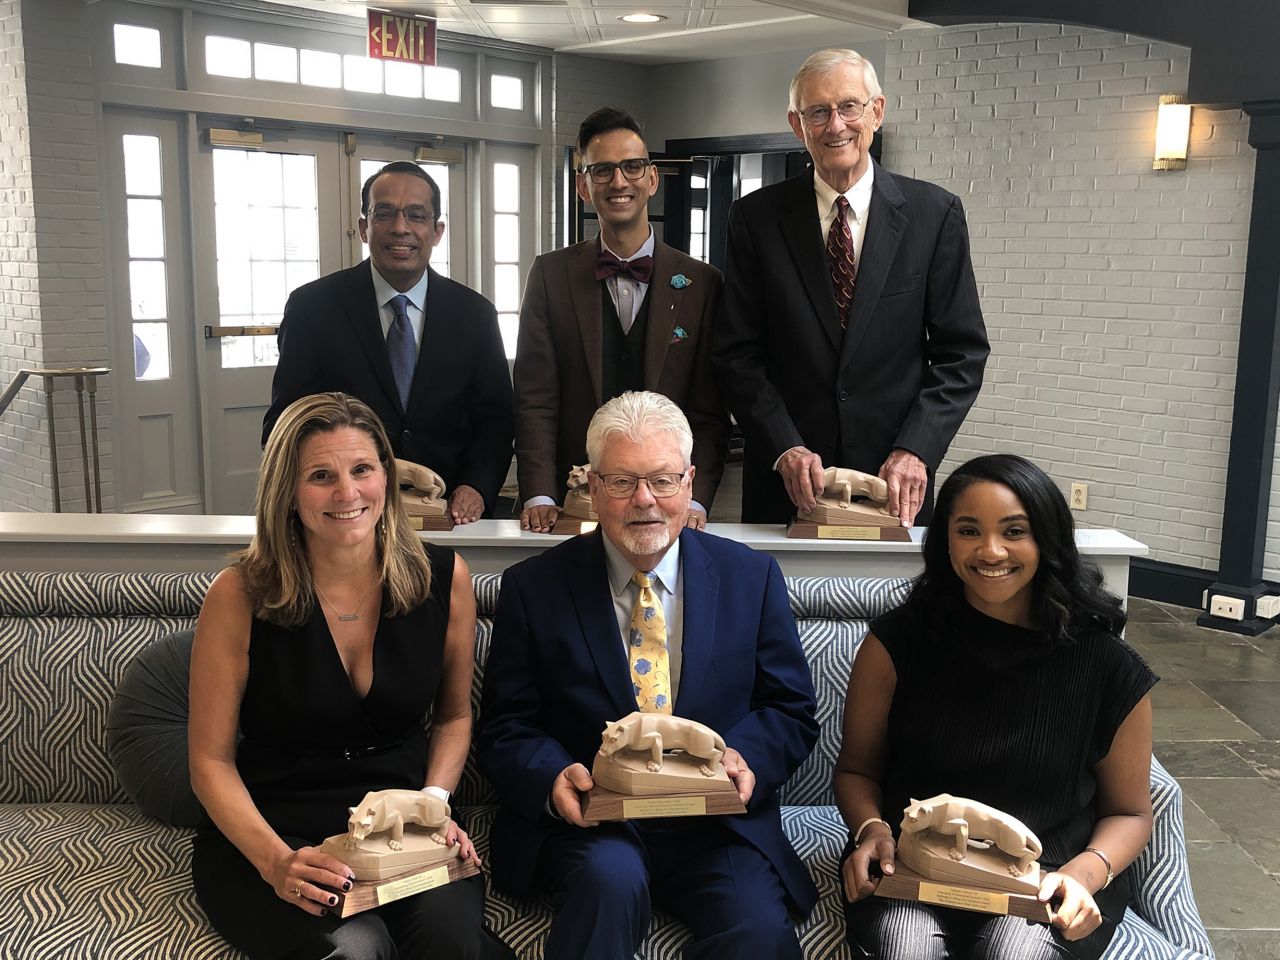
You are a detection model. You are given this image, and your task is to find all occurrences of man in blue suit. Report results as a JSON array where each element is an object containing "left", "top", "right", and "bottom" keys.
[{"left": 478, "top": 391, "right": 819, "bottom": 960}]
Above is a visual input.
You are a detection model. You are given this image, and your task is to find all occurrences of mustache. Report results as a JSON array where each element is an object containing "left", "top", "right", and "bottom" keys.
[{"left": 623, "top": 511, "right": 664, "bottom": 524}]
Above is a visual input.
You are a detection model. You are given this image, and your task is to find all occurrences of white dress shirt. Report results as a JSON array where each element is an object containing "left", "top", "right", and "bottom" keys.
[
  {"left": 600, "top": 227, "right": 655, "bottom": 334},
  {"left": 814, "top": 164, "right": 874, "bottom": 272},
  {"left": 370, "top": 263, "right": 428, "bottom": 359}
]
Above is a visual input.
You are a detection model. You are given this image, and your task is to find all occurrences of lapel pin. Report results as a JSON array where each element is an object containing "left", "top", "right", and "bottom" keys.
[{"left": 670, "top": 274, "right": 691, "bottom": 289}]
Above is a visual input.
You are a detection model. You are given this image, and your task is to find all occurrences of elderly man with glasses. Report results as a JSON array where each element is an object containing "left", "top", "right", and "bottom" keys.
[
  {"left": 513, "top": 107, "right": 729, "bottom": 535},
  {"left": 264, "top": 160, "right": 513, "bottom": 522},
  {"left": 714, "top": 48, "right": 990, "bottom": 528},
  {"left": 479, "top": 390, "right": 819, "bottom": 960}
]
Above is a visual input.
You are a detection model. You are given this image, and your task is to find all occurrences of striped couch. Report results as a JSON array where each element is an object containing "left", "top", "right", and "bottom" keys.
[{"left": 0, "top": 571, "right": 1214, "bottom": 959}]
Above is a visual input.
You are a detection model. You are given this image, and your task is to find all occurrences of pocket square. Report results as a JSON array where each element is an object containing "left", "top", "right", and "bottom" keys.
[{"left": 670, "top": 326, "right": 688, "bottom": 344}]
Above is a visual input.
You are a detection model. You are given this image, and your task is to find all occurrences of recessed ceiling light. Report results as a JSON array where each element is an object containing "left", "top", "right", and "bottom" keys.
[{"left": 618, "top": 13, "right": 666, "bottom": 23}]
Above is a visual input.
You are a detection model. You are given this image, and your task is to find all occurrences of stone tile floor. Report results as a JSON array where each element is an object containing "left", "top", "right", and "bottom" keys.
[{"left": 1131, "top": 597, "right": 1280, "bottom": 959}]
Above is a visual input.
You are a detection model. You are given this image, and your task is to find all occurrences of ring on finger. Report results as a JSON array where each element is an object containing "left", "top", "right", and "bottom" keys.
[{"left": 293, "top": 882, "right": 303, "bottom": 899}]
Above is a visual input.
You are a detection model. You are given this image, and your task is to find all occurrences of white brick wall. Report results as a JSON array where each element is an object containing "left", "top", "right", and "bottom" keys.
[
  {"left": 0, "top": 0, "right": 111, "bottom": 513},
  {"left": 883, "top": 23, "right": 1253, "bottom": 571}
]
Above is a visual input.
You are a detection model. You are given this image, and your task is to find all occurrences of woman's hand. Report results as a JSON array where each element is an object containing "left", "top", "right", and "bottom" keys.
[
  {"left": 266, "top": 846, "right": 356, "bottom": 915},
  {"left": 1038, "top": 871, "right": 1102, "bottom": 940},
  {"left": 435, "top": 819, "right": 482, "bottom": 866},
  {"left": 841, "top": 831, "right": 896, "bottom": 903}
]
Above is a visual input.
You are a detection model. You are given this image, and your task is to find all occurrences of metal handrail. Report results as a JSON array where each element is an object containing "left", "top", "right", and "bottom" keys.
[{"left": 0, "top": 366, "right": 110, "bottom": 512}]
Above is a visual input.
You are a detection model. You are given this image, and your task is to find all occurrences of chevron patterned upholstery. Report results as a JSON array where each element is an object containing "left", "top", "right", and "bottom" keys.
[{"left": 0, "top": 571, "right": 1212, "bottom": 959}]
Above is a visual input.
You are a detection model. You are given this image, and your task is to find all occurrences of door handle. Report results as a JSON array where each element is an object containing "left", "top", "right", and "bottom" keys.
[{"left": 204, "top": 325, "right": 278, "bottom": 339}]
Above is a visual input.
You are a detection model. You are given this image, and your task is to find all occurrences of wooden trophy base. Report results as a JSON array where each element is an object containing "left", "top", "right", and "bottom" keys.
[
  {"left": 583, "top": 752, "right": 747, "bottom": 821},
  {"left": 547, "top": 516, "right": 597, "bottom": 536},
  {"left": 405, "top": 511, "right": 454, "bottom": 532},
  {"left": 788, "top": 500, "right": 911, "bottom": 541},
  {"left": 872, "top": 861, "right": 1050, "bottom": 923},
  {"left": 897, "top": 831, "right": 1041, "bottom": 895},
  {"left": 319, "top": 826, "right": 479, "bottom": 918}
]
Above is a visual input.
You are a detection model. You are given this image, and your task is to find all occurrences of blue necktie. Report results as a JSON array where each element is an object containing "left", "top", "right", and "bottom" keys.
[{"left": 386, "top": 294, "right": 417, "bottom": 409}]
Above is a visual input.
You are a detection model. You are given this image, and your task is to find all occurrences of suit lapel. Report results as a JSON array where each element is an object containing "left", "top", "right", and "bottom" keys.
[
  {"left": 778, "top": 174, "right": 844, "bottom": 352},
  {"left": 569, "top": 241, "right": 605, "bottom": 405},
  {"left": 568, "top": 532, "right": 637, "bottom": 718},
  {"left": 642, "top": 243, "right": 679, "bottom": 390},
  {"left": 342, "top": 262, "right": 401, "bottom": 411},
  {"left": 673, "top": 530, "right": 718, "bottom": 717},
  {"left": 841, "top": 163, "right": 907, "bottom": 368},
  {"left": 411, "top": 267, "right": 450, "bottom": 412}
]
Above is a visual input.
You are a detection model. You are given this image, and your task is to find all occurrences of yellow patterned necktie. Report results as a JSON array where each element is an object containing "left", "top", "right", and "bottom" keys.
[{"left": 628, "top": 571, "right": 672, "bottom": 714}]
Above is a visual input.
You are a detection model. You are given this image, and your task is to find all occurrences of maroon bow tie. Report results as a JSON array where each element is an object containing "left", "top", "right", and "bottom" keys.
[{"left": 596, "top": 251, "right": 654, "bottom": 284}]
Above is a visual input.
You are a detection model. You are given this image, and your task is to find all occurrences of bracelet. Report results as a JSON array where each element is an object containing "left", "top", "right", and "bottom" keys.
[
  {"left": 1083, "top": 847, "right": 1113, "bottom": 889},
  {"left": 853, "top": 817, "right": 891, "bottom": 845}
]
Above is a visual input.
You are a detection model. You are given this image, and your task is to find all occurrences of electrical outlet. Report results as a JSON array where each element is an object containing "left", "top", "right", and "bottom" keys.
[
  {"left": 1256, "top": 595, "right": 1280, "bottom": 619},
  {"left": 1209, "top": 594, "right": 1245, "bottom": 621},
  {"left": 1069, "top": 483, "right": 1088, "bottom": 510}
]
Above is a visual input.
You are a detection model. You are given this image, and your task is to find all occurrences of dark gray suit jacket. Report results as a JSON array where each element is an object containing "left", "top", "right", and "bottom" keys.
[{"left": 714, "top": 163, "right": 989, "bottom": 523}]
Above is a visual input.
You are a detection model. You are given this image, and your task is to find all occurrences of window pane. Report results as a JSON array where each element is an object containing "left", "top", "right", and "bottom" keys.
[
  {"left": 689, "top": 235, "right": 704, "bottom": 259},
  {"left": 490, "top": 74, "right": 522, "bottom": 110},
  {"left": 284, "top": 208, "right": 318, "bottom": 261},
  {"left": 122, "top": 135, "right": 162, "bottom": 196},
  {"left": 251, "top": 260, "right": 288, "bottom": 317},
  {"left": 114, "top": 24, "right": 162, "bottom": 69},
  {"left": 286, "top": 260, "right": 319, "bottom": 294},
  {"left": 494, "top": 263, "right": 520, "bottom": 312},
  {"left": 493, "top": 163, "right": 519, "bottom": 213},
  {"left": 249, "top": 206, "right": 285, "bottom": 261},
  {"left": 219, "top": 329, "right": 254, "bottom": 369},
  {"left": 343, "top": 55, "right": 383, "bottom": 94},
  {"left": 384, "top": 60, "right": 422, "bottom": 98},
  {"left": 246, "top": 152, "right": 284, "bottom": 206},
  {"left": 132, "top": 322, "right": 170, "bottom": 380},
  {"left": 282, "top": 153, "right": 317, "bottom": 209},
  {"left": 129, "top": 260, "right": 168, "bottom": 319},
  {"left": 254, "top": 42, "right": 297, "bottom": 84},
  {"left": 690, "top": 208, "right": 704, "bottom": 234},
  {"left": 498, "top": 313, "right": 518, "bottom": 360},
  {"left": 690, "top": 174, "right": 707, "bottom": 189},
  {"left": 424, "top": 65, "right": 461, "bottom": 102},
  {"left": 217, "top": 259, "right": 252, "bottom": 315},
  {"left": 206, "top": 36, "right": 251, "bottom": 78},
  {"left": 494, "top": 213, "right": 519, "bottom": 263},
  {"left": 300, "top": 49, "right": 342, "bottom": 88},
  {"left": 127, "top": 198, "right": 165, "bottom": 258}
]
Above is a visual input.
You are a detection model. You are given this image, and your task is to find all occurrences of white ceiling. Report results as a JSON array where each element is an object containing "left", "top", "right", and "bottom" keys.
[{"left": 259, "top": 0, "right": 914, "bottom": 63}]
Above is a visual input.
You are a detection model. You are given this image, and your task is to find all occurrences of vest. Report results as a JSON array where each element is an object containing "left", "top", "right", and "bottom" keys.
[{"left": 600, "top": 283, "right": 651, "bottom": 402}]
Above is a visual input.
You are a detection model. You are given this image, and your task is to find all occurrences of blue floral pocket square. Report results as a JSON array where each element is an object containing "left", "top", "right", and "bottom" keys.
[
  {"left": 670, "top": 274, "right": 692, "bottom": 289},
  {"left": 670, "top": 326, "right": 688, "bottom": 344}
]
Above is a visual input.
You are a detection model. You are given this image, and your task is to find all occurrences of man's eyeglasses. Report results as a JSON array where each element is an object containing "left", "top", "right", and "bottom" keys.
[
  {"left": 579, "top": 158, "right": 653, "bottom": 184},
  {"left": 593, "top": 472, "right": 687, "bottom": 499},
  {"left": 367, "top": 204, "right": 436, "bottom": 225},
  {"left": 798, "top": 99, "right": 871, "bottom": 127}
]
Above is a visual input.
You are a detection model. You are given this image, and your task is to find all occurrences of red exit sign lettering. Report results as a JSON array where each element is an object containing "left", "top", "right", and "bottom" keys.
[{"left": 367, "top": 11, "right": 437, "bottom": 66}]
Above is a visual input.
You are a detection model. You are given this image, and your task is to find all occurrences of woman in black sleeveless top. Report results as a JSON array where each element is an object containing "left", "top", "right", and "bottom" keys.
[
  {"left": 836, "top": 455, "right": 1156, "bottom": 960},
  {"left": 189, "top": 392, "right": 513, "bottom": 960}
]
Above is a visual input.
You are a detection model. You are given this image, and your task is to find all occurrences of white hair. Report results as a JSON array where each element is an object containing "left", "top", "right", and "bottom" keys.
[
  {"left": 585, "top": 391, "right": 693, "bottom": 468},
  {"left": 788, "top": 48, "right": 883, "bottom": 112}
]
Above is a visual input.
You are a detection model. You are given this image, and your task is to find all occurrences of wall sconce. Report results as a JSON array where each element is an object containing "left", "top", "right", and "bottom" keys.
[{"left": 1153, "top": 94, "right": 1191, "bottom": 171}]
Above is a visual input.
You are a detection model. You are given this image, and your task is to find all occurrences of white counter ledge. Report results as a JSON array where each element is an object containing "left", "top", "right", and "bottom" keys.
[{"left": 0, "top": 513, "right": 1147, "bottom": 600}]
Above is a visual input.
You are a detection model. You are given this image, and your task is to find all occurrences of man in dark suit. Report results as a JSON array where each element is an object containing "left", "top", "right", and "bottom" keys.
[
  {"left": 478, "top": 391, "right": 818, "bottom": 960},
  {"left": 514, "top": 107, "right": 728, "bottom": 534},
  {"left": 264, "top": 162, "right": 513, "bottom": 522},
  {"left": 715, "top": 49, "right": 989, "bottom": 525}
]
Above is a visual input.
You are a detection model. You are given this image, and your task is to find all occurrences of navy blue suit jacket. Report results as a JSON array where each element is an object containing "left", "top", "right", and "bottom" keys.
[
  {"left": 263, "top": 261, "right": 514, "bottom": 512},
  {"left": 477, "top": 528, "right": 820, "bottom": 914}
]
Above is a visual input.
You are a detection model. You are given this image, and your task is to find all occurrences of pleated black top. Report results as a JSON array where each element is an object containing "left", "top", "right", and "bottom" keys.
[{"left": 870, "top": 598, "right": 1156, "bottom": 952}]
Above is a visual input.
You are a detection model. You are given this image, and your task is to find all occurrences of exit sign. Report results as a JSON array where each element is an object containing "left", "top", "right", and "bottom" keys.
[{"left": 367, "top": 11, "right": 437, "bottom": 66}]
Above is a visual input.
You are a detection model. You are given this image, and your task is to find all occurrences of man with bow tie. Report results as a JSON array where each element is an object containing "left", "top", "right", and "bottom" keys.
[{"left": 514, "top": 107, "right": 729, "bottom": 533}]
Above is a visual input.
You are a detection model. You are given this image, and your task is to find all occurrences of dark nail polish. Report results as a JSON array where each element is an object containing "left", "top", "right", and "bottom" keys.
[
  {"left": 342, "top": 880, "right": 352, "bottom": 891},
  {"left": 320, "top": 908, "right": 328, "bottom": 917},
  {"left": 348, "top": 874, "right": 357, "bottom": 883},
  {"left": 328, "top": 895, "right": 338, "bottom": 906}
]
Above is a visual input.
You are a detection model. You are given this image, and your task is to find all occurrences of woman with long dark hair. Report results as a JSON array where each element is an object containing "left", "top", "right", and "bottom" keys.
[{"left": 836, "top": 454, "right": 1156, "bottom": 959}]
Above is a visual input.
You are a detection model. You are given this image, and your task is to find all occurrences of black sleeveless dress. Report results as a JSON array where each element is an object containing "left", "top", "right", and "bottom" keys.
[
  {"left": 845, "top": 599, "right": 1157, "bottom": 960},
  {"left": 193, "top": 546, "right": 511, "bottom": 960}
]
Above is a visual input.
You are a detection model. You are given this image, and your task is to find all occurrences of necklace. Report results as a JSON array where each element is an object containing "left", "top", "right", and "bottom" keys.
[{"left": 314, "top": 575, "right": 380, "bottom": 623}]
